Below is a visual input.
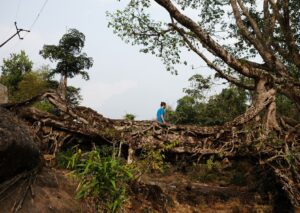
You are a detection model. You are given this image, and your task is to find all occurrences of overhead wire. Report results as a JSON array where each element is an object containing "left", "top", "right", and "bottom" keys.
[
  {"left": 21, "top": 0, "right": 49, "bottom": 40},
  {"left": 0, "top": 0, "right": 49, "bottom": 57},
  {"left": 1, "top": 0, "right": 22, "bottom": 41},
  {"left": 15, "top": 0, "right": 22, "bottom": 20},
  {"left": 0, "top": 0, "right": 23, "bottom": 60},
  {"left": 28, "top": 0, "right": 49, "bottom": 31}
]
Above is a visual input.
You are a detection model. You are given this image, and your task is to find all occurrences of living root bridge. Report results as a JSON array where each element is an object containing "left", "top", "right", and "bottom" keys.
[{"left": 2, "top": 90, "right": 300, "bottom": 207}]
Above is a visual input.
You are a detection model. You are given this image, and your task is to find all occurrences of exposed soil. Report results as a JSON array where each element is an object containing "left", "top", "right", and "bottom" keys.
[
  {"left": 1, "top": 160, "right": 299, "bottom": 213},
  {"left": 126, "top": 169, "right": 274, "bottom": 213},
  {"left": 0, "top": 168, "right": 81, "bottom": 213}
]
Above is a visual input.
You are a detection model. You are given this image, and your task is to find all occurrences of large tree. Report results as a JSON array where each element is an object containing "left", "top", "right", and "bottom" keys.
[
  {"left": 108, "top": 1, "right": 300, "bottom": 205},
  {"left": 40, "top": 29, "right": 93, "bottom": 101},
  {"left": 107, "top": 0, "right": 300, "bottom": 131},
  {"left": 0, "top": 50, "right": 33, "bottom": 97}
]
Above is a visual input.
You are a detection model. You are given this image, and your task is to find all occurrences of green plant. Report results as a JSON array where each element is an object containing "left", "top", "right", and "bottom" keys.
[
  {"left": 206, "top": 156, "right": 221, "bottom": 171},
  {"left": 33, "top": 100, "right": 55, "bottom": 113},
  {"left": 185, "top": 157, "right": 225, "bottom": 183},
  {"left": 140, "top": 140, "right": 179, "bottom": 173},
  {"left": 141, "top": 148, "right": 165, "bottom": 173},
  {"left": 56, "top": 148, "right": 77, "bottom": 168},
  {"left": 63, "top": 147, "right": 133, "bottom": 212},
  {"left": 124, "top": 113, "right": 135, "bottom": 121},
  {"left": 206, "top": 157, "right": 213, "bottom": 170}
]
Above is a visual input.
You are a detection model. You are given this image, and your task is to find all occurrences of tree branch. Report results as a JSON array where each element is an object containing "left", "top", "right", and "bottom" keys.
[
  {"left": 170, "top": 23, "right": 255, "bottom": 90},
  {"left": 231, "top": 0, "right": 289, "bottom": 77},
  {"left": 268, "top": 0, "right": 300, "bottom": 70},
  {"left": 154, "top": 0, "right": 267, "bottom": 79},
  {"left": 263, "top": 0, "right": 276, "bottom": 45},
  {"left": 236, "top": 0, "right": 264, "bottom": 42}
]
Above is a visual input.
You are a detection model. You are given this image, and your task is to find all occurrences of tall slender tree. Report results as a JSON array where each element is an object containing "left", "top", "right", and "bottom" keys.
[{"left": 40, "top": 29, "right": 93, "bottom": 101}]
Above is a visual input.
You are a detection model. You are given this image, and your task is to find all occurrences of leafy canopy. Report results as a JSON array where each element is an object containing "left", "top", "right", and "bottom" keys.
[
  {"left": 0, "top": 51, "right": 83, "bottom": 106},
  {"left": 0, "top": 50, "right": 33, "bottom": 92},
  {"left": 40, "top": 28, "right": 93, "bottom": 80},
  {"left": 172, "top": 88, "right": 248, "bottom": 125},
  {"left": 107, "top": 0, "right": 300, "bottom": 73},
  {"left": 13, "top": 70, "right": 49, "bottom": 102}
]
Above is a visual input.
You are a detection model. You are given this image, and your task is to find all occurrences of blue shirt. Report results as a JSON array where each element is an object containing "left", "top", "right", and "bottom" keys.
[{"left": 157, "top": 107, "right": 165, "bottom": 123}]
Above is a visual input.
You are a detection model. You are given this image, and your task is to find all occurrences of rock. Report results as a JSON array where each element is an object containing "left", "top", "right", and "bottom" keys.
[{"left": 0, "top": 107, "right": 40, "bottom": 182}]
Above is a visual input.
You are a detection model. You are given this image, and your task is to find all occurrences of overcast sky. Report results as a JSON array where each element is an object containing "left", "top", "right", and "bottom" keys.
[{"left": 0, "top": 0, "right": 223, "bottom": 120}]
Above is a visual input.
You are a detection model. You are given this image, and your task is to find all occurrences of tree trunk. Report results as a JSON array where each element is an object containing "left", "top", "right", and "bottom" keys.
[
  {"left": 58, "top": 74, "right": 67, "bottom": 101},
  {"left": 253, "top": 79, "right": 280, "bottom": 131}
]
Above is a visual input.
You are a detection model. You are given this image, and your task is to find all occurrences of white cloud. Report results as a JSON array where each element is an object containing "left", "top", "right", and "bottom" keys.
[{"left": 80, "top": 80, "right": 138, "bottom": 109}]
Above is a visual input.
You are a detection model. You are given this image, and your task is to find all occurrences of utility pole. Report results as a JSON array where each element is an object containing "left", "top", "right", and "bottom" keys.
[{"left": 0, "top": 22, "right": 30, "bottom": 48}]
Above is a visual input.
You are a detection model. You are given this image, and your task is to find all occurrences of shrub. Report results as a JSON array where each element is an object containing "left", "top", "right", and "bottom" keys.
[
  {"left": 124, "top": 113, "right": 135, "bottom": 121},
  {"left": 139, "top": 140, "right": 179, "bottom": 173},
  {"left": 61, "top": 147, "right": 133, "bottom": 212}
]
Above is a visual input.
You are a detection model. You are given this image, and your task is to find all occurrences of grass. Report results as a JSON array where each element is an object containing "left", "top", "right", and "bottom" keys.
[{"left": 58, "top": 146, "right": 133, "bottom": 212}]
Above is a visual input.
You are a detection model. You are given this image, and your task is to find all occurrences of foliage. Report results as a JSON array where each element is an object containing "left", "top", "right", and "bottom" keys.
[
  {"left": 11, "top": 70, "right": 49, "bottom": 102},
  {"left": 170, "top": 85, "right": 248, "bottom": 125},
  {"left": 33, "top": 100, "right": 57, "bottom": 114},
  {"left": 0, "top": 52, "right": 56, "bottom": 111},
  {"left": 124, "top": 113, "right": 136, "bottom": 121},
  {"left": 206, "top": 156, "right": 222, "bottom": 171},
  {"left": 0, "top": 51, "right": 33, "bottom": 97},
  {"left": 201, "top": 86, "right": 248, "bottom": 125},
  {"left": 183, "top": 74, "right": 212, "bottom": 101},
  {"left": 141, "top": 148, "right": 165, "bottom": 173},
  {"left": 60, "top": 147, "right": 133, "bottom": 212},
  {"left": 139, "top": 140, "right": 179, "bottom": 173},
  {"left": 165, "top": 107, "right": 177, "bottom": 123},
  {"left": 107, "top": 1, "right": 186, "bottom": 74},
  {"left": 40, "top": 28, "right": 93, "bottom": 80},
  {"left": 66, "top": 86, "right": 83, "bottom": 106},
  {"left": 40, "top": 28, "right": 93, "bottom": 99},
  {"left": 57, "top": 148, "right": 76, "bottom": 168},
  {"left": 276, "top": 94, "right": 300, "bottom": 121},
  {"left": 173, "top": 95, "right": 203, "bottom": 124},
  {"left": 0, "top": 52, "right": 83, "bottom": 106},
  {"left": 108, "top": 0, "right": 300, "bottom": 74}
]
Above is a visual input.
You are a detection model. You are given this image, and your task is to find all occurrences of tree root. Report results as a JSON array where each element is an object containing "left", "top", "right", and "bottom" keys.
[
  {"left": 2, "top": 91, "right": 300, "bottom": 207},
  {"left": 0, "top": 168, "right": 38, "bottom": 212}
]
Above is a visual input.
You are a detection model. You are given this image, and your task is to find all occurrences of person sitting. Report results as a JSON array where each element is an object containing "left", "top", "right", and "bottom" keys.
[{"left": 156, "top": 101, "right": 168, "bottom": 126}]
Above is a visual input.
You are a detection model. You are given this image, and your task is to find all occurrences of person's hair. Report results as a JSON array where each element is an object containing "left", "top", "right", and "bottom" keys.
[{"left": 160, "top": 102, "right": 166, "bottom": 107}]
